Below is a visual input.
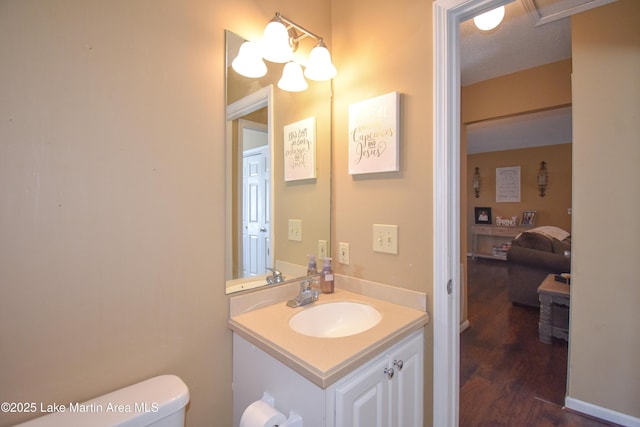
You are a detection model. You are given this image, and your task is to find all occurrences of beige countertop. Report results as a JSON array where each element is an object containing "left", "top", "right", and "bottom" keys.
[{"left": 228, "top": 288, "right": 429, "bottom": 388}]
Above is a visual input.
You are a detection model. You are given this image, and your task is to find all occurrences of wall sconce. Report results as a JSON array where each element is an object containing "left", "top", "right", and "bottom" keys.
[
  {"left": 232, "top": 12, "right": 337, "bottom": 92},
  {"left": 473, "top": 5, "right": 505, "bottom": 31},
  {"left": 537, "top": 161, "right": 548, "bottom": 197},
  {"left": 473, "top": 166, "right": 481, "bottom": 198}
]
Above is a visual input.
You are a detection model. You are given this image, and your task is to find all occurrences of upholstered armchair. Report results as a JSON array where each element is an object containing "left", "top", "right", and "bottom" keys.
[{"left": 506, "top": 228, "right": 571, "bottom": 307}]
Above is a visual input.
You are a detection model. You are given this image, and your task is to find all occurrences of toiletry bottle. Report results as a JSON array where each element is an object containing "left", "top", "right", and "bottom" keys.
[
  {"left": 319, "top": 257, "right": 334, "bottom": 294},
  {"left": 307, "top": 255, "right": 317, "bottom": 275}
]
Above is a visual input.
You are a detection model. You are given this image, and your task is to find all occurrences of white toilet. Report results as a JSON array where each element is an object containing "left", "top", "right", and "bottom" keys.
[{"left": 15, "top": 375, "right": 189, "bottom": 427}]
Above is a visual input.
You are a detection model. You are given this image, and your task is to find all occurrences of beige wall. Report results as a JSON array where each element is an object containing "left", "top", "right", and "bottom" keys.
[
  {"left": 462, "top": 59, "right": 572, "bottom": 124},
  {"left": 467, "top": 143, "right": 573, "bottom": 248},
  {"left": 569, "top": 0, "right": 640, "bottom": 419},
  {"left": 331, "top": 0, "right": 434, "bottom": 422},
  {"left": 0, "top": 1, "right": 331, "bottom": 426}
]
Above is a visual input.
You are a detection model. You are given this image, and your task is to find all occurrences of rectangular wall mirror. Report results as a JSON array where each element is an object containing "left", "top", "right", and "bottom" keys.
[{"left": 225, "top": 30, "right": 332, "bottom": 294}]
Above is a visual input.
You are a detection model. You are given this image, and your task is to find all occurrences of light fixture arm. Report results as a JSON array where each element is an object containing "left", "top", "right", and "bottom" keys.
[{"left": 275, "top": 12, "right": 324, "bottom": 44}]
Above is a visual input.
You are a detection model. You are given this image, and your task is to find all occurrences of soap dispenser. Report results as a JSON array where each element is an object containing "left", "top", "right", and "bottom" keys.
[
  {"left": 307, "top": 255, "right": 317, "bottom": 275},
  {"left": 319, "top": 257, "right": 334, "bottom": 294}
]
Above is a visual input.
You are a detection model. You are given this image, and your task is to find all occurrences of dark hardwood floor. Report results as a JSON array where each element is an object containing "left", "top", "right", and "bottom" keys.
[{"left": 460, "top": 258, "right": 618, "bottom": 427}]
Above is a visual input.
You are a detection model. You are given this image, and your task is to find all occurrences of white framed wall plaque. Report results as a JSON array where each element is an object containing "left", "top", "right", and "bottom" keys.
[
  {"left": 496, "top": 166, "right": 521, "bottom": 202},
  {"left": 348, "top": 91, "right": 400, "bottom": 175},
  {"left": 283, "top": 117, "right": 316, "bottom": 181}
]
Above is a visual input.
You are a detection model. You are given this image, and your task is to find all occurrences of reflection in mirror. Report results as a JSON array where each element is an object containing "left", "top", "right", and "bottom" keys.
[{"left": 225, "top": 30, "right": 331, "bottom": 294}]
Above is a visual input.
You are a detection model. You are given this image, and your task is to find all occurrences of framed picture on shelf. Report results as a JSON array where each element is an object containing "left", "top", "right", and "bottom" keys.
[
  {"left": 521, "top": 210, "right": 537, "bottom": 226},
  {"left": 474, "top": 207, "right": 492, "bottom": 224}
]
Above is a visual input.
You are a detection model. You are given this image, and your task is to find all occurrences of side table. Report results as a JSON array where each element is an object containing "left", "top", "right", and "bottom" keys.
[{"left": 537, "top": 274, "right": 571, "bottom": 344}]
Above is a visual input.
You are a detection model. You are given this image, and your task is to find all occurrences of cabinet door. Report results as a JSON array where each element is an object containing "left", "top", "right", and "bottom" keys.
[
  {"left": 390, "top": 333, "right": 424, "bottom": 427},
  {"left": 334, "top": 358, "right": 390, "bottom": 427}
]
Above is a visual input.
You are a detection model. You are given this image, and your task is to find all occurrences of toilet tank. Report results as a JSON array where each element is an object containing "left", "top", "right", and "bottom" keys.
[{"left": 15, "top": 375, "right": 189, "bottom": 427}]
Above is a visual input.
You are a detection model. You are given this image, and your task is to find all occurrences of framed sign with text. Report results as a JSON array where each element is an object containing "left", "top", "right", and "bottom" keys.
[
  {"left": 348, "top": 91, "right": 400, "bottom": 175},
  {"left": 283, "top": 117, "right": 316, "bottom": 181},
  {"left": 496, "top": 166, "right": 521, "bottom": 202}
]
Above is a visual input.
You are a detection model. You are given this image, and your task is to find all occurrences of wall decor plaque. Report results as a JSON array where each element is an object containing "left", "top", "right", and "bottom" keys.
[
  {"left": 283, "top": 117, "right": 316, "bottom": 181},
  {"left": 348, "top": 91, "right": 400, "bottom": 175}
]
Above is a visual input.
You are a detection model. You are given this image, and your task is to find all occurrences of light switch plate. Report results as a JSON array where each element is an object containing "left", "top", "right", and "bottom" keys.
[
  {"left": 373, "top": 224, "right": 398, "bottom": 254},
  {"left": 318, "top": 240, "right": 328, "bottom": 260},
  {"left": 288, "top": 219, "right": 302, "bottom": 241},
  {"left": 339, "top": 242, "right": 350, "bottom": 264}
]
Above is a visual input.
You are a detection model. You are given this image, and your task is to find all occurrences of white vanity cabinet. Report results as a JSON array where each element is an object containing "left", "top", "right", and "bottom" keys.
[
  {"left": 333, "top": 330, "right": 423, "bottom": 427},
  {"left": 232, "top": 330, "right": 424, "bottom": 427}
]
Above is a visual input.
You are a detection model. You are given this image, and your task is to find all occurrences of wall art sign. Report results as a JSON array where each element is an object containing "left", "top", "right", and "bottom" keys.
[
  {"left": 496, "top": 166, "right": 521, "bottom": 202},
  {"left": 348, "top": 91, "right": 400, "bottom": 175},
  {"left": 283, "top": 117, "right": 316, "bottom": 181}
]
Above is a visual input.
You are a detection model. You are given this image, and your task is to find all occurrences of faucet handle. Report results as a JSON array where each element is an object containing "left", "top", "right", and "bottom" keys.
[{"left": 300, "top": 278, "right": 313, "bottom": 291}]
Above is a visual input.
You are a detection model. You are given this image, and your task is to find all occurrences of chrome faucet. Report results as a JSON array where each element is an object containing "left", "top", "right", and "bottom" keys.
[
  {"left": 266, "top": 268, "right": 284, "bottom": 284},
  {"left": 287, "top": 279, "right": 319, "bottom": 308}
]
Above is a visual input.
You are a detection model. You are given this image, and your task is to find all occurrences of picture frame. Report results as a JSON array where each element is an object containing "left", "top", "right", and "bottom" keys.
[
  {"left": 521, "top": 210, "right": 537, "bottom": 226},
  {"left": 475, "top": 207, "right": 492, "bottom": 225},
  {"left": 283, "top": 117, "right": 316, "bottom": 181},
  {"left": 348, "top": 91, "right": 400, "bottom": 175}
]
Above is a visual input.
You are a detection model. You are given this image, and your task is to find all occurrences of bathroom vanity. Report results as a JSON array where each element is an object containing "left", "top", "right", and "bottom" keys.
[{"left": 228, "top": 276, "right": 429, "bottom": 427}]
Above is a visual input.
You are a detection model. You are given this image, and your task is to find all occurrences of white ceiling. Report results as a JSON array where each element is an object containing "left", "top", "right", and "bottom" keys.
[{"left": 460, "top": 0, "right": 616, "bottom": 153}]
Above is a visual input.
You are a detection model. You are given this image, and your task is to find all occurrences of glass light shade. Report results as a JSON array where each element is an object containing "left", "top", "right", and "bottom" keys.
[
  {"left": 304, "top": 44, "right": 337, "bottom": 81},
  {"left": 473, "top": 5, "right": 505, "bottom": 31},
  {"left": 278, "top": 62, "right": 308, "bottom": 92},
  {"left": 260, "top": 20, "right": 293, "bottom": 63},
  {"left": 232, "top": 41, "right": 267, "bottom": 78}
]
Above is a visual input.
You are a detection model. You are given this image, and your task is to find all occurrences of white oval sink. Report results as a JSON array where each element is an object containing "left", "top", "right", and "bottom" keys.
[{"left": 289, "top": 301, "right": 382, "bottom": 338}]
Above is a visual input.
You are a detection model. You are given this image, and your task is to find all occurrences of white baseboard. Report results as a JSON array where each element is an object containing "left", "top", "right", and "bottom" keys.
[
  {"left": 459, "top": 320, "right": 470, "bottom": 333},
  {"left": 565, "top": 396, "right": 640, "bottom": 427}
]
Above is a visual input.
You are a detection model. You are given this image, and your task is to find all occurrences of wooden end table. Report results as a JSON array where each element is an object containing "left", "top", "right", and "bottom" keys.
[{"left": 537, "top": 274, "right": 571, "bottom": 344}]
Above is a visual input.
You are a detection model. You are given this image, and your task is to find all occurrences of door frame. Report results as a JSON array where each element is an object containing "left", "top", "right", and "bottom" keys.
[{"left": 432, "top": 1, "right": 512, "bottom": 425}]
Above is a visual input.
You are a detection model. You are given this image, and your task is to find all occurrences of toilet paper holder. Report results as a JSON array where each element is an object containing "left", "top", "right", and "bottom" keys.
[{"left": 253, "top": 392, "right": 303, "bottom": 427}]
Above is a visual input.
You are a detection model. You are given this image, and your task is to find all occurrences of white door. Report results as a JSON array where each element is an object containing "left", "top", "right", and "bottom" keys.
[{"left": 242, "top": 142, "right": 270, "bottom": 277}]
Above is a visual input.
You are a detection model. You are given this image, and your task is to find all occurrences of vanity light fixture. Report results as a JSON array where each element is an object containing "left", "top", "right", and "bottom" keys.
[
  {"left": 473, "top": 5, "right": 505, "bottom": 31},
  {"left": 260, "top": 15, "right": 295, "bottom": 63},
  {"left": 232, "top": 12, "right": 336, "bottom": 91},
  {"left": 537, "top": 161, "right": 548, "bottom": 197},
  {"left": 304, "top": 39, "right": 337, "bottom": 81},
  {"left": 278, "top": 61, "right": 308, "bottom": 92},
  {"left": 473, "top": 166, "right": 481, "bottom": 198},
  {"left": 232, "top": 41, "right": 267, "bottom": 78}
]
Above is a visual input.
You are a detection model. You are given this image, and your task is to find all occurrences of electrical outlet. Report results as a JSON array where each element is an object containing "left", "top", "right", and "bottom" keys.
[
  {"left": 318, "top": 240, "right": 328, "bottom": 260},
  {"left": 339, "top": 242, "right": 350, "bottom": 265},
  {"left": 288, "top": 219, "right": 302, "bottom": 241},
  {"left": 373, "top": 224, "right": 398, "bottom": 254}
]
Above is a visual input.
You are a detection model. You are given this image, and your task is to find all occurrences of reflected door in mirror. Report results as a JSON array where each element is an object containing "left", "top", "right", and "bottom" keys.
[{"left": 242, "top": 143, "right": 271, "bottom": 277}]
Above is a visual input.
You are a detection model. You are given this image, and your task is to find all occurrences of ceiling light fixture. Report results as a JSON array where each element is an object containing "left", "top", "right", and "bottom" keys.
[
  {"left": 473, "top": 5, "right": 505, "bottom": 31},
  {"left": 232, "top": 12, "right": 336, "bottom": 92}
]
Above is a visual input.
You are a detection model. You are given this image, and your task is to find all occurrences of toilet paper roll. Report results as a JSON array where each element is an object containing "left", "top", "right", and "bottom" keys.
[{"left": 239, "top": 399, "right": 287, "bottom": 427}]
